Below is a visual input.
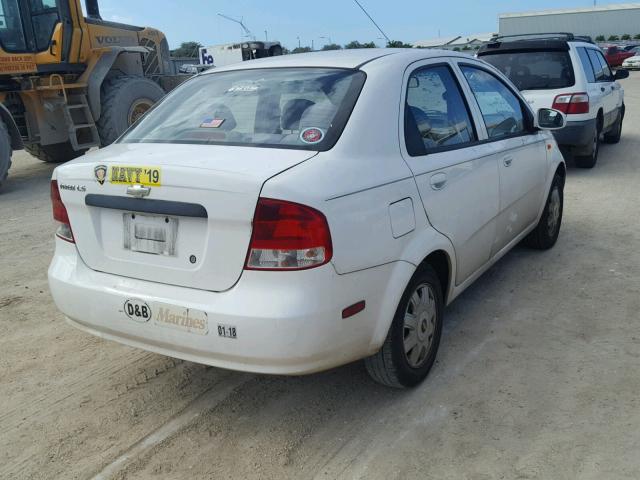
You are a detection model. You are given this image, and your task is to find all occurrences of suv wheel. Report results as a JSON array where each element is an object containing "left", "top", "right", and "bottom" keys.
[
  {"left": 604, "top": 105, "right": 624, "bottom": 144},
  {"left": 365, "top": 266, "right": 443, "bottom": 388},
  {"left": 575, "top": 124, "right": 600, "bottom": 169}
]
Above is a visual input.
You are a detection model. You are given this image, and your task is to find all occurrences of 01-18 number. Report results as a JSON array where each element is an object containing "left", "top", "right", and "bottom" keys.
[{"left": 217, "top": 325, "right": 237, "bottom": 339}]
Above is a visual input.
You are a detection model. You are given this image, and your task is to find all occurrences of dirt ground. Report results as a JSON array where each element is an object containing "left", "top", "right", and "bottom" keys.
[{"left": 2, "top": 74, "right": 640, "bottom": 480}]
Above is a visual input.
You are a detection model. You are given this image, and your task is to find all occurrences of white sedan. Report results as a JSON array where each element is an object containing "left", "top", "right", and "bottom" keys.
[
  {"left": 49, "top": 49, "right": 566, "bottom": 388},
  {"left": 622, "top": 55, "right": 640, "bottom": 70}
]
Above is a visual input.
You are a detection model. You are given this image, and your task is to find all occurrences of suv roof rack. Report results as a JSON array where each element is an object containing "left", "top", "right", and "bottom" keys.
[{"left": 489, "top": 33, "right": 594, "bottom": 44}]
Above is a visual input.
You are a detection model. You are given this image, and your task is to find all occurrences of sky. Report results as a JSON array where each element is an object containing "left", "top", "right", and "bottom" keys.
[{"left": 95, "top": 0, "right": 629, "bottom": 49}]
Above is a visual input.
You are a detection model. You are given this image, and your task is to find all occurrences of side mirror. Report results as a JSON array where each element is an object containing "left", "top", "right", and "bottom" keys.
[
  {"left": 615, "top": 69, "right": 630, "bottom": 80},
  {"left": 536, "top": 108, "right": 566, "bottom": 131}
]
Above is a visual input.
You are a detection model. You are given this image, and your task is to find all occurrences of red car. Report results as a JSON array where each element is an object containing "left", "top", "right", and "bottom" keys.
[{"left": 603, "top": 45, "right": 634, "bottom": 66}]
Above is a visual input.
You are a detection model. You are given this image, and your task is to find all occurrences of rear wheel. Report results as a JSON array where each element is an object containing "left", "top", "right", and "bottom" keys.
[
  {"left": 603, "top": 105, "right": 624, "bottom": 144},
  {"left": 25, "top": 141, "right": 85, "bottom": 163},
  {"left": 365, "top": 266, "right": 444, "bottom": 388},
  {"left": 97, "top": 76, "right": 165, "bottom": 146},
  {"left": 0, "top": 119, "right": 12, "bottom": 189},
  {"left": 574, "top": 123, "right": 600, "bottom": 169}
]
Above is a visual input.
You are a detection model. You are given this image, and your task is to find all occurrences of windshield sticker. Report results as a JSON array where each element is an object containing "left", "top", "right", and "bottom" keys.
[
  {"left": 200, "top": 118, "right": 226, "bottom": 128},
  {"left": 227, "top": 83, "right": 259, "bottom": 93},
  {"left": 300, "top": 127, "right": 325, "bottom": 144}
]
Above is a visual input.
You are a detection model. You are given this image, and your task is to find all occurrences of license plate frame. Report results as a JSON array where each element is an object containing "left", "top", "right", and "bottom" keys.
[{"left": 123, "top": 212, "right": 178, "bottom": 256}]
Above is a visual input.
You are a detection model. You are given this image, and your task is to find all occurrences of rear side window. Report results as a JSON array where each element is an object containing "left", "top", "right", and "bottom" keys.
[
  {"left": 577, "top": 47, "right": 596, "bottom": 83},
  {"left": 461, "top": 66, "right": 526, "bottom": 140},
  {"left": 404, "top": 65, "right": 476, "bottom": 155},
  {"left": 587, "top": 49, "right": 612, "bottom": 81},
  {"left": 480, "top": 51, "right": 575, "bottom": 90},
  {"left": 121, "top": 68, "right": 366, "bottom": 151}
]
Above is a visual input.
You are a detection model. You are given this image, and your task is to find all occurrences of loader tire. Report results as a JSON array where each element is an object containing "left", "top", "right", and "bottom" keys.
[
  {"left": 97, "top": 76, "right": 165, "bottom": 146},
  {"left": 25, "top": 141, "right": 85, "bottom": 163},
  {"left": 0, "top": 119, "right": 11, "bottom": 189}
]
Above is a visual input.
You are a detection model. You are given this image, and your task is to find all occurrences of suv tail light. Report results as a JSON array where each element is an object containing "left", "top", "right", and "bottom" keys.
[
  {"left": 552, "top": 92, "right": 589, "bottom": 114},
  {"left": 51, "top": 180, "right": 74, "bottom": 243},
  {"left": 245, "top": 198, "right": 332, "bottom": 270}
]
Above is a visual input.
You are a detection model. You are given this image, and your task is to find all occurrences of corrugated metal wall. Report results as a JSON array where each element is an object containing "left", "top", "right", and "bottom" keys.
[{"left": 499, "top": 8, "right": 640, "bottom": 38}]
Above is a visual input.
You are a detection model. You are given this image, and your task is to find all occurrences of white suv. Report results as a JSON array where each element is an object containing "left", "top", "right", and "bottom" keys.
[
  {"left": 478, "top": 33, "right": 628, "bottom": 168},
  {"left": 48, "top": 50, "right": 566, "bottom": 388}
]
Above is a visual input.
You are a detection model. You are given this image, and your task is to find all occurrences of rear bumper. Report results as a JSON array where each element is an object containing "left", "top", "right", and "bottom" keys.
[
  {"left": 552, "top": 118, "right": 596, "bottom": 150},
  {"left": 48, "top": 239, "right": 412, "bottom": 375}
]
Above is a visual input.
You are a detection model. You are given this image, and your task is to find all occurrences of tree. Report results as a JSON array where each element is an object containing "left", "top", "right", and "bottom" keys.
[
  {"left": 170, "top": 41, "right": 202, "bottom": 58},
  {"left": 622, "top": 33, "right": 632, "bottom": 40},
  {"left": 291, "top": 46, "right": 312, "bottom": 54},
  {"left": 344, "top": 40, "right": 376, "bottom": 49},
  {"left": 321, "top": 43, "right": 342, "bottom": 51},
  {"left": 386, "top": 40, "right": 413, "bottom": 48},
  {"left": 453, "top": 47, "right": 461, "bottom": 51},
  {"left": 634, "top": 34, "right": 640, "bottom": 40},
  {"left": 608, "top": 35, "right": 620, "bottom": 41},
  {"left": 595, "top": 35, "right": 606, "bottom": 42}
]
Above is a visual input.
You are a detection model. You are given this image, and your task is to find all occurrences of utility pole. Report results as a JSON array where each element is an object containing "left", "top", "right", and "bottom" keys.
[
  {"left": 297, "top": 36, "right": 301, "bottom": 48},
  {"left": 311, "top": 39, "right": 314, "bottom": 51},
  {"left": 264, "top": 30, "right": 268, "bottom": 41}
]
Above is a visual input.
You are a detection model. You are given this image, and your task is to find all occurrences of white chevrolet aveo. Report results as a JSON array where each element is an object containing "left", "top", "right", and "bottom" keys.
[{"left": 49, "top": 49, "right": 567, "bottom": 388}]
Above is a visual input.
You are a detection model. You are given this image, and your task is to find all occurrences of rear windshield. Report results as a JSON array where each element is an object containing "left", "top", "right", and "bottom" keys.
[
  {"left": 120, "top": 68, "right": 366, "bottom": 151},
  {"left": 480, "top": 51, "right": 575, "bottom": 90}
]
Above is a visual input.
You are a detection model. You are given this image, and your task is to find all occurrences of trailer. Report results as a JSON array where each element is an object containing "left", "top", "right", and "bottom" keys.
[{"left": 199, "top": 42, "right": 283, "bottom": 68}]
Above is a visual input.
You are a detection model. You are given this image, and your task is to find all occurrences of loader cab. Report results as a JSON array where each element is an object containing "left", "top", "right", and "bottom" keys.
[{"left": 0, "top": 0, "right": 73, "bottom": 62}]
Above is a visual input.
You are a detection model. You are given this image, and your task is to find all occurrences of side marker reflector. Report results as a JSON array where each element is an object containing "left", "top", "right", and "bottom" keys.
[{"left": 342, "top": 301, "right": 366, "bottom": 319}]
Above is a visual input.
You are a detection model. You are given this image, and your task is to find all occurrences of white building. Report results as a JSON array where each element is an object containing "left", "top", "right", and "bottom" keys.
[
  {"left": 499, "top": 3, "right": 640, "bottom": 40},
  {"left": 412, "top": 33, "right": 494, "bottom": 51}
]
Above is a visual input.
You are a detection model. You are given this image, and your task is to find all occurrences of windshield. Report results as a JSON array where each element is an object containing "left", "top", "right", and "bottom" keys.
[
  {"left": 121, "top": 68, "right": 366, "bottom": 151},
  {"left": 0, "top": 0, "right": 27, "bottom": 52},
  {"left": 480, "top": 51, "right": 575, "bottom": 91}
]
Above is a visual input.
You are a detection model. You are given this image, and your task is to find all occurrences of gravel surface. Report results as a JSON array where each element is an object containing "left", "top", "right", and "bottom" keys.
[{"left": 1, "top": 74, "right": 640, "bottom": 480}]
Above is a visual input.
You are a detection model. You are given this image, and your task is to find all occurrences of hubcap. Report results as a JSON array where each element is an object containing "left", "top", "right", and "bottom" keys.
[
  {"left": 547, "top": 187, "right": 561, "bottom": 236},
  {"left": 403, "top": 283, "right": 437, "bottom": 368},
  {"left": 128, "top": 98, "right": 154, "bottom": 125}
]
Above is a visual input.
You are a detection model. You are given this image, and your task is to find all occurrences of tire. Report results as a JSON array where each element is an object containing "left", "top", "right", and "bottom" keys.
[
  {"left": 574, "top": 123, "right": 600, "bottom": 169},
  {"left": 523, "top": 174, "right": 564, "bottom": 250},
  {"left": 603, "top": 105, "right": 624, "bottom": 144},
  {"left": 365, "top": 265, "right": 444, "bottom": 388},
  {"left": 96, "top": 76, "right": 165, "bottom": 146},
  {"left": 0, "top": 119, "right": 12, "bottom": 189},
  {"left": 24, "top": 141, "right": 85, "bottom": 163}
]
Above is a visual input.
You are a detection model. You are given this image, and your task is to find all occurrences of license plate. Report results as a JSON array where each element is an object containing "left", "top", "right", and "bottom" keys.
[
  {"left": 109, "top": 165, "right": 161, "bottom": 186},
  {"left": 123, "top": 213, "right": 178, "bottom": 255}
]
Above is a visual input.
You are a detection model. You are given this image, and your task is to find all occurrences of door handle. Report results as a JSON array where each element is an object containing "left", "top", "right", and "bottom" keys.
[
  {"left": 503, "top": 156, "right": 513, "bottom": 167},
  {"left": 430, "top": 172, "right": 448, "bottom": 190}
]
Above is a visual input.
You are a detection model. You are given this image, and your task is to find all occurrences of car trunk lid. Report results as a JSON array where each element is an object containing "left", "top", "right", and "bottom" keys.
[{"left": 56, "top": 143, "right": 316, "bottom": 291}]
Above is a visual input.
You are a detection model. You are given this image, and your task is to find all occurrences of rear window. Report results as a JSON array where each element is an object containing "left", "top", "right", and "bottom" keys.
[
  {"left": 480, "top": 51, "right": 575, "bottom": 90},
  {"left": 120, "top": 68, "right": 366, "bottom": 151}
]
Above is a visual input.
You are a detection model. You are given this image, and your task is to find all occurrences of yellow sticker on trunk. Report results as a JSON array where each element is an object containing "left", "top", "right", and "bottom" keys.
[{"left": 109, "top": 165, "right": 161, "bottom": 186}]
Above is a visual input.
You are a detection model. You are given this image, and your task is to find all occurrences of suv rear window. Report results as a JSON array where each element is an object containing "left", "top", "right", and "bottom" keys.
[
  {"left": 480, "top": 51, "right": 575, "bottom": 90},
  {"left": 121, "top": 68, "right": 366, "bottom": 151}
]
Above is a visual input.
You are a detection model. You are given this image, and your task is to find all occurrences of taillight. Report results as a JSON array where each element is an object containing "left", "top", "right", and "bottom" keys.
[
  {"left": 51, "top": 180, "right": 74, "bottom": 243},
  {"left": 552, "top": 92, "right": 589, "bottom": 114},
  {"left": 245, "top": 198, "right": 332, "bottom": 270}
]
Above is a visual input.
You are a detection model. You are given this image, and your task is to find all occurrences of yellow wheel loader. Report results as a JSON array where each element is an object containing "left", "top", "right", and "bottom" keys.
[{"left": 0, "top": 0, "right": 185, "bottom": 187}]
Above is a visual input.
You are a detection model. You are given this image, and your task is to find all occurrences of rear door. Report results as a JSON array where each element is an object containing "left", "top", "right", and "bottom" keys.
[
  {"left": 456, "top": 62, "right": 548, "bottom": 255},
  {"left": 587, "top": 48, "right": 618, "bottom": 128},
  {"left": 400, "top": 60, "right": 499, "bottom": 285}
]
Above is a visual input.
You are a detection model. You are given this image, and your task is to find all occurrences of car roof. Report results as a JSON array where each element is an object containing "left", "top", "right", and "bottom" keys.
[{"left": 200, "top": 48, "right": 473, "bottom": 73}]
